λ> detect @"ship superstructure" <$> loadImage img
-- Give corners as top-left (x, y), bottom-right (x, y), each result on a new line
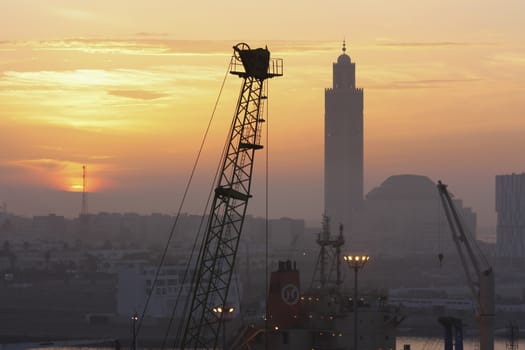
top-left (233, 219), bottom-right (404, 350)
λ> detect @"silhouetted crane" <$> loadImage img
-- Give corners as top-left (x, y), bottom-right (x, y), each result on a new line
top-left (179, 43), bottom-right (282, 350)
top-left (437, 181), bottom-right (495, 350)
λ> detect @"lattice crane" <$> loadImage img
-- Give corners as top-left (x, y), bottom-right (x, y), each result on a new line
top-left (179, 43), bottom-right (283, 349)
top-left (437, 181), bottom-right (495, 350)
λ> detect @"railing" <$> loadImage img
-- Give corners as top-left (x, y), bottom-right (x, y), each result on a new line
top-left (269, 58), bottom-right (283, 76)
top-left (229, 56), bottom-right (283, 78)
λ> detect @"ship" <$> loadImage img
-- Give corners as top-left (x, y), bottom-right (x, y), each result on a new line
top-left (231, 217), bottom-right (405, 350)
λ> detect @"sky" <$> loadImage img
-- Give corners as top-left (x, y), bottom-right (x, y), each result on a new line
top-left (1, 1), bottom-right (524, 233)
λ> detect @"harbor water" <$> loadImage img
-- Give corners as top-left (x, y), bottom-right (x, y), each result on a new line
top-left (6, 337), bottom-right (517, 350)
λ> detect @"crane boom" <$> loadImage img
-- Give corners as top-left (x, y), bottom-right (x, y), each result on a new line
top-left (179, 43), bottom-right (282, 350)
top-left (437, 181), bottom-right (495, 350)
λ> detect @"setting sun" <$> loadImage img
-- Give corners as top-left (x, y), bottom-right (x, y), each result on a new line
top-left (61, 165), bottom-right (106, 193)
top-left (67, 183), bottom-right (85, 192)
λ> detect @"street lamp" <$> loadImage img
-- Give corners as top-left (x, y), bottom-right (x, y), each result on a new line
top-left (213, 305), bottom-right (235, 349)
top-left (343, 255), bottom-right (370, 350)
top-left (130, 313), bottom-right (139, 350)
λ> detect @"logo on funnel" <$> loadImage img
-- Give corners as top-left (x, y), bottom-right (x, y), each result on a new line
top-left (281, 284), bottom-right (299, 305)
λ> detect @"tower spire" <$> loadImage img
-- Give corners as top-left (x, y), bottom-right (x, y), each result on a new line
top-left (342, 38), bottom-right (346, 53)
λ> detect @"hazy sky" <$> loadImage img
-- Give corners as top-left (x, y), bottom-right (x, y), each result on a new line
top-left (1, 1), bottom-right (524, 230)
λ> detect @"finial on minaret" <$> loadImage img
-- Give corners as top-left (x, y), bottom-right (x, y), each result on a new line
top-left (342, 39), bottom-right (346, 53)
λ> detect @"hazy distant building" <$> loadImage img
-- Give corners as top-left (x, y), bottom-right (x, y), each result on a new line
top-left (32, 214), bottom-right (66, 237)
top-left (324, 41), bottom-right (364, 230)
top-left (240, 216), bottom-right (306, 250)
top-left (496, 173), bottom-right (525, 257)
top-left (357, 175), bottom-right (477, 255)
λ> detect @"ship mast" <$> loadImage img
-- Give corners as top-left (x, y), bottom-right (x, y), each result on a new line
top-left (312, 215), bottom-right (345, 289)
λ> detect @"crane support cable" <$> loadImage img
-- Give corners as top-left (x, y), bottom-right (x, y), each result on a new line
top-left (182, 77), bottom-right (265, 349)
top-left (169, 68), bottom-right (242, 350)
top-left (135, 60), bottom-right (231, 335)
top-left (264, 79), bottom-right (270, 350)
top-left (174, 77), bottom-right (249, 349)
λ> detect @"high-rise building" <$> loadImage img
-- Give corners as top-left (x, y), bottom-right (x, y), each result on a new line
top-left (496, 173), bottom-right (525, 257)
top-left (324, 41), bottom-right (364, 230)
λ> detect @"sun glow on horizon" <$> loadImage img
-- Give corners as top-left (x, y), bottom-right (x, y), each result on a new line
top-left (60, 164), bottom-right (109, 193)
top-left (68, 183), bottom-right (85, 192)
top-left (62, 173), bottom-right (107, 193)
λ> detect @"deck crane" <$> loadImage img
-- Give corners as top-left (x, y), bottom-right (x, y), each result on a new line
top-left (178, 43), bottom-right (283, 349)
top-left (437, 181), bottom-right (495, 350)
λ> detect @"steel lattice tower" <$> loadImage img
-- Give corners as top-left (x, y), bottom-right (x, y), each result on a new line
top-left (180, 43), bottom-right (282, 349)
top-left (81, 165), bottom-right (88, 216)
top-left (311, 216), bottom-right (345, 290)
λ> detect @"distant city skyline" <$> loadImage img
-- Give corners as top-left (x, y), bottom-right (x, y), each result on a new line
top-left (1, 1), bottom-right (525, 232)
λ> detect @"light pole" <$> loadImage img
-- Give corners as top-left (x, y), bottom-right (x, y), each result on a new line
top-left (344, 255), bottom-right (370, 350)
top-left (213, 305), bottom-right (235, 349)
top-left (130, 313), bottom-right (139, 350)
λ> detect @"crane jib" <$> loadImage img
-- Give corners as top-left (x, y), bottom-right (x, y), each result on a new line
top-left (436, 180), bottom-right (495, 350)
top-left (179, 43), bottom-right (282, 350)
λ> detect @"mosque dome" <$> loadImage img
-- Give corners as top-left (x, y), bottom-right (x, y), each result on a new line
top-left (366, 175), bottom-right (438, 200)
top-left (337, 53), bottom-right (351, 64)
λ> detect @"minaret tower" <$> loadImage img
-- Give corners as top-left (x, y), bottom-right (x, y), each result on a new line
top-left (324, 40), bottom-right (364, 231)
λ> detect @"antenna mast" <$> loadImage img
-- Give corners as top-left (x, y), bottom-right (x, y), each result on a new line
top-left (81, 165), bottom-right (88, 216)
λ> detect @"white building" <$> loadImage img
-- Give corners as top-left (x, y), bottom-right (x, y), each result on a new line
top-left (117, 264), bottom-right (242, 319)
